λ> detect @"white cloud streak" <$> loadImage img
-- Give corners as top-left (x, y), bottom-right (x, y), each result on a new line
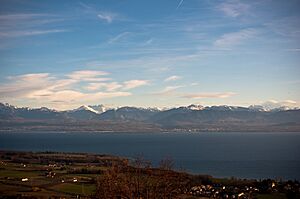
top-left (182, 92), bottom-right (236, 99)
top-left (85, 82), bottom-right (122, 92)
top-left (152, 85), bottom-right (184, 96)
top-left (108, 32), bottom-right (131, 43)
top-left (162, 86), bottom-right (183, 93)
top-left (0, 13), bottom-right (67, 38)
top-left (123, 80), bottom-right (149, 90)
top-left (190, 82), bottom-right (199, 86)
top-left (176, 0), bottom-right (185, 9)
top-left (218, 1), bottom-right (249, 17)
top-left (145, 38), bottom-right (154, 45)
top-left (164, 75), bottom-right (181, 82)
top-left (67, 70), bottom-right (110, 81)
top-left (214, 29), bottom-right (257, 47)
top-left (284, 48), bottom-right (300, 52)
top-left (0, 29), bottom-right (67, 38)
top-left (97, 12), bottom-right (117, 23)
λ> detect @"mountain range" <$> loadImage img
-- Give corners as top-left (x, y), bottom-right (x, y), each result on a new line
top-left (1, 102), bottom-right (300, 132)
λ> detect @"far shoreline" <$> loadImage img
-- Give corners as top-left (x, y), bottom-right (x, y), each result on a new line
top-left (1, 129), bottom-right (300, 134)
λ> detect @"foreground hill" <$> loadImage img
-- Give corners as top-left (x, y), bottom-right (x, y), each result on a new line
top-left (1, 103), bottom-right (300, 132)
top-left (0, 150), bottom-right (299, 198)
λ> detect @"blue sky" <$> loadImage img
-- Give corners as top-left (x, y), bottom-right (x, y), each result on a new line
top-left (0, 0), bottom-right (299, 110)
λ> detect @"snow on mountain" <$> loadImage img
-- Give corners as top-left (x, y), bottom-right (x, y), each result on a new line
top-left (271, 106), bottom-right (294, 112)
top-left (0, 103), bottom-right (17, 110)
top-left (204, 105), bottom-right (239, 111)
top-left (1, 102), bottom-right (299, 116)
top-left (72, 105), bottom-right (110, 114)
top-left (248, 104), bottom-right (297, 112)
top-left (37, 107), bottom-right (58, 112)
top-left (135, 107), bottom-right (161, 112)
top-left (146, 107), bottom-right (162, 112)
top-left (89, 105), bottom-right (109, 114)
top-left (248, 105), bottom-right (266, 111)
top-left (74, 105), bottom-right (98, 114)
top-left (187, 104), bottom-right (204, 110)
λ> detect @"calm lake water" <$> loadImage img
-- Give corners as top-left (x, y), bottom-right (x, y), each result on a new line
top-left (0, 132), bottom-right (299, 180)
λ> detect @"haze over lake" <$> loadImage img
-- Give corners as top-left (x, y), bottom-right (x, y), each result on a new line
top-left (1, 131), bottom-right (299, 180)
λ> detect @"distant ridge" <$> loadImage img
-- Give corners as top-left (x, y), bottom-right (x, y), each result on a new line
top-left (0, 102), bottom-right (299, 132)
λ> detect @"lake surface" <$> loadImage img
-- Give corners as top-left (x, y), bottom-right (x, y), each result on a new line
top-left (0, 132), bottom-right (299, 180)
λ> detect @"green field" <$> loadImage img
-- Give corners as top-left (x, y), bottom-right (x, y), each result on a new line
top-left (0, 159), bottom-right (98, 197)
top-left (0, 169), bottom-right (41, 178)
top-left (50, 183), bottom-right (96, 195)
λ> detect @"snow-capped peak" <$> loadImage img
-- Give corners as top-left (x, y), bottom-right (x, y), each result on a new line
top-left (248, 105), bottom-right (266, 112)
top-left (248, 104), bottom-right (296, 112)
top-left (187, 104), bottom-right (204, 110)
top-left (146, 107), bottom-right (161, 112)
top-left (38, 107), bottom-right (53, 112)
top-left (88, 105), bottom-right (107, 113)
top-left (74, 105), bottom-right (99, 114)
top-left (0, 102), bottom-right (17, 109)
top-left (204, 105), bottom-right (235, 111)
top-left (73, 105), bottom-right (109, 114)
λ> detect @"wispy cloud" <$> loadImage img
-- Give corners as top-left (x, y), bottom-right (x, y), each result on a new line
top-left (214, 28), bottom-right (257, 48)
top-left (153, 85), bottom-right (184, 96)
top-left (284, 48), bottom-right (300, 52)
top-left (67, 70), bottom-right (110, 81)
top-left (162, 86), bottom-right (183, 93)
top-left (78, 2), bottom-right (92, 10)
top-left (0, 29), bottom-right (67, 38)
top-left (0, 71), bottom-right (150, 109)
top-left (190, 82), bottom-right (199, 86)
top-left (0, 73), bottom-right (54, 98)
top-left (0, 13), bottom-right (50, 21)
top-left (85, 82), bottom-right (122, 92)
top-left (97, 12), bottom-right (117, 23)
top-left (28, 89), bottom-right (131, 104)
top-left (85, 80), bottom-right (148, 92)
top-left (108, 32), bottom-right (131, 43)
top-left (218, 0), bottom-right (250, 17)
top-left (176, 0), bottom-right (185, 9)
top-left (85, 50), bottom-right (202, 74)
top-left (123, 80), bottom-right (149, 90)
top-left (144, 38), bottom-right (154, 45)
top-left (164, 75), bottom-right (182, 82)
top-left (78, 2), bottom-right (125, 24)
top-left (0, 13), bottom-right (67, 38)
top-left (182, 92), bottom-right (236, 99)
top-left (265, 16), bottom-right (300, 39)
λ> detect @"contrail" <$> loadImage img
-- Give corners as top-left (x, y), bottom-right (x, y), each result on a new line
top-left (176, 0), bottom-right (184, 9)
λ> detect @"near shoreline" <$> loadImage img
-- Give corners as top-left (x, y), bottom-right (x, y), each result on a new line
top-left (0, 150), bottom-right (299, 199)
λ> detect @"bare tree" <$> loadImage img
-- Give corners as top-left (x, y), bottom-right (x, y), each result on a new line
top-left (159, 156), bottom-right (174, 170)
top-left (95, 156), bottom-right (190, 199)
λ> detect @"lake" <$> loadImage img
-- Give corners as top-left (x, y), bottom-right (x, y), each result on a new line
top-left (0, 132), bottom-right (299, 180)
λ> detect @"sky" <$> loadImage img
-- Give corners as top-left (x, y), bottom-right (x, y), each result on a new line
top-left (0, 0), bottom-right (299, 110)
